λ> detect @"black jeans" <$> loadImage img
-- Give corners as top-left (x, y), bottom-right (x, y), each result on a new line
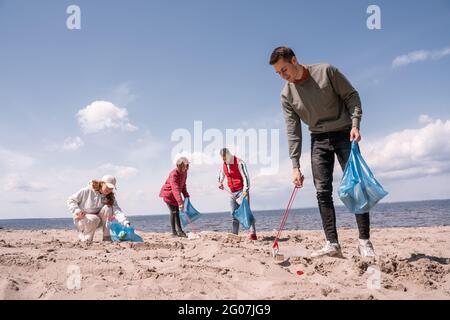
top-left (311, 128), bottom-right (370, 243)
top-left (166, 203), bottom-right (183, 234)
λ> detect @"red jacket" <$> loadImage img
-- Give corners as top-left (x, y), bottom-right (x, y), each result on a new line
top-left (223, 157), bottom-right (244, 193)
top-left (159, 168), bottom-right (190, 206)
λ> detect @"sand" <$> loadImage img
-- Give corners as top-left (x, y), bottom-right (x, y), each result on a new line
top-left (0, 226), bottom-right (449, 300)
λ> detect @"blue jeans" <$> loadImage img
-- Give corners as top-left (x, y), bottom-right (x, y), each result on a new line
top-left (230, 190), bottom-right (256, 235)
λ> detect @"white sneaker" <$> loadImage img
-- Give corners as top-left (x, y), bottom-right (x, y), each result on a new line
top-left (358, 239), bottom-right (376, 257)
top-left (311, 241), bottom-right (343, 258)
top-left (78, 232), bottom-right (86, 242)
top-left (78, 232), bottom-right (93, 243)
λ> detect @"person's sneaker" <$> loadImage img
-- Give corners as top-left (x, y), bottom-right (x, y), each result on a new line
top-left (311, 241), bottom-right (343, 258)
top-left (78, 232), bottom-right (86, 242)
top-left (358, 239), bottom-right (376, 258)
top-left (177, 231), bottom-right (187, 238)
top-left (78, 233), bottom-right (93, 243)
top-left (249, 233), bottom-right (257, 241)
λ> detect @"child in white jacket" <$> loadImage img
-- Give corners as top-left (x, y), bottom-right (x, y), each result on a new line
top-left (67, 175), bottom-right (130, 242)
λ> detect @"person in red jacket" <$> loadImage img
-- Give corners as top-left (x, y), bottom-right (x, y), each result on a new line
top-left (218, 148), bottom-right (257, 240)
top-left (159, 157), bottom-right (190, 237)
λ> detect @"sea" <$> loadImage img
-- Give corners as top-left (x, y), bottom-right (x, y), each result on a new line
top-left (1, 199), bottom-right (449, 233)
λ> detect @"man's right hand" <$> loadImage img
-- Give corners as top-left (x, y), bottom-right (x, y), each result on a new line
top-left (218, 182), bottom-right (224, 190)
top-left (179, 204), bottom-right (184, 212)
top-left (76, 211), bottom-right (86, 219)
top-left (292, 168), bottom-right (304, 188)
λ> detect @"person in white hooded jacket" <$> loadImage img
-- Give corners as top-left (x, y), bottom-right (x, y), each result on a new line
top-left (67, 175), bottom-right (130, 242)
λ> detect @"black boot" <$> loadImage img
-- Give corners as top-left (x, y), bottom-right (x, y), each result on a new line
top-left (177, 230), bottom-right (187, 238)
top-left (170, 211), bottom-right (178, 236)
top-left (174, 212), bottom-right (187, 237)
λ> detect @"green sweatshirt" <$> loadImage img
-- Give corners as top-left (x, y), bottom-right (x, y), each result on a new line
top-left (280, 63), bottom-right (362, 168)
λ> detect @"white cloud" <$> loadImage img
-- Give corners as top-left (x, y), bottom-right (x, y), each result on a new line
top-left (418, 114), bottom-right (433, 125)
top-left (433, 47), bottom-right (450, 59)
top-left (392, 46), bottom-right (450, 68)
top-left (111, 83), bottom-right (137, 106)
top-left (0, 147), bottom-right (34, 170)
top-left (362, 115), bottom-right (450, 180)
top-left (2, 174), bottom-right (47, 193)
top-left (128, 131), bottom-right (165, 165)
top-left (97, 164), bottom-right (139, 179)
top-left (9, 200), bottom-right (37, 205)
top-left (172, 151), bottom-right (219, 167)
top-left (392, 50), bottom-right (429, 68)
top-left (62, 136), bottom-right (84, 151)
top-left (77, 101), bottom-right (138, 134)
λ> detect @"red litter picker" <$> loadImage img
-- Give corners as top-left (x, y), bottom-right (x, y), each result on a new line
top-left (272, 186), bottom-right (300, 263)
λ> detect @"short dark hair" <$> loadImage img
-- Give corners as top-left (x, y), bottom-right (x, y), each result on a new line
top-left (269, 46), bottom-right (296, 65)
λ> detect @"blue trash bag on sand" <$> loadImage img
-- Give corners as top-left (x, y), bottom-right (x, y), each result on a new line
top-left (233, 197), bottom-right (255, 230)
top-left (110, 222), bottom-right (143, 242)
top-left (180, 198), bottom-right (201, 227)
top-left (339, 141), bottom-right (388, 214)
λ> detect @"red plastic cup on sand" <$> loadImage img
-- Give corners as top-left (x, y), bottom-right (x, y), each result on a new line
top-left (296, 270), bottom-right (304, 276)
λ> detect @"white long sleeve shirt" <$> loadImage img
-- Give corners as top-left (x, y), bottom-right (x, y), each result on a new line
top-left (218, 158), bottom-right (250, 193)
top-left (67, 184), bottom-right (129, 225)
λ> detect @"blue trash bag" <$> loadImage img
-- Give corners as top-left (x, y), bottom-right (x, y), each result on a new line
top-left (180, 197), bottom-right (201, 227)
top-left (109, 222), bottom-right (143, 242)
top-left (232, 197), bottom-right (255, 230)
top-left (339, 141), bottom-right (388, 214)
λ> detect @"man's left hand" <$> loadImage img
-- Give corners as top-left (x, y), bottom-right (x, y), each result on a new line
top-left (350, 127), bottom-right (362, 142)
top-left (242, 191), bottom-right (248, 198)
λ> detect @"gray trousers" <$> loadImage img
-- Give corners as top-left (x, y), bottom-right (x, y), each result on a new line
top-left (230, 190), bottom-right (256, 235)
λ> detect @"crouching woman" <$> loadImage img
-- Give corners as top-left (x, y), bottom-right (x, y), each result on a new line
top-left (67, 175), bottom-right (130, 242)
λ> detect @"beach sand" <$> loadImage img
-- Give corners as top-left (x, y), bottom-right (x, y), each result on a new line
top-left (0, 226), bottom-right (449, 300)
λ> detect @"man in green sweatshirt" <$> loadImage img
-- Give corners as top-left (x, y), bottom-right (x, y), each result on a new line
top-left (269, 46), bottom-right (375, 258)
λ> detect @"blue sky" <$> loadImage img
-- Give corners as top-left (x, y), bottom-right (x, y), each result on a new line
top-left (0, 0), bottom-right (449, 219)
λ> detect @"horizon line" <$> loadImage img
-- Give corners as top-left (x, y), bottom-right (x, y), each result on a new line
top-left (0, 197), bottom-right (449, 222)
